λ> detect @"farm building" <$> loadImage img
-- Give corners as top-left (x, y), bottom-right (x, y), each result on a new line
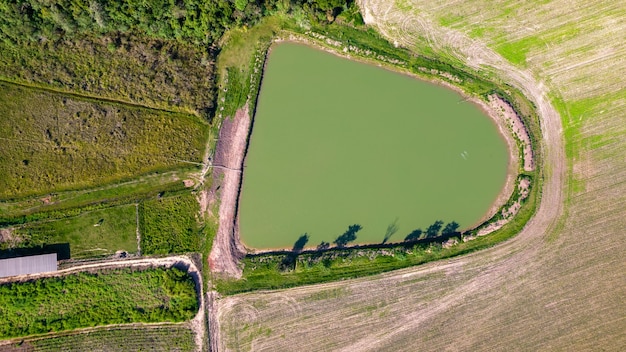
top-left (0, 253), bottom-right (58, 278)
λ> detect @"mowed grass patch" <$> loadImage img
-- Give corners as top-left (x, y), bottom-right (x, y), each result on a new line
top-left (0, 83), bottom-right (209, 199)
top-left (139, 193), bottom-right (201, 255)
top-left (10, 325), bottom-right (196, 352)
top-left (0, 267), bottom-right (198, 339)
top-left (9, 204), bottom-right (137, 259)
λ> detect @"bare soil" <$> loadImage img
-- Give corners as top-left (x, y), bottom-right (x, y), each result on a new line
top-left (206, 290), bottom-right (221, 352)
top-left (0, 227), bottom-right (16, 245)
top-left (487, 95), bottom-right (535, 171)
top-left (207, 104), bottom-right (251, 278)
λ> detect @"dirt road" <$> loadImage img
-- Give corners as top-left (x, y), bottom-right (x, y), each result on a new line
top-left (207, 104), bottom-right (251, 278)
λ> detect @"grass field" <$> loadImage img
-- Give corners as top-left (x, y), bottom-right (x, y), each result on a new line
top-left (0, 82), bottom-right (209, 199)
top-left (0, 169), bottom-right (194, 223)
top-left (216, 0), bottom-right (626, 350)
top-left (2, 324), bottom-right (196, 352)
top-left (0, 267), bottom-right (197, 339)
top-left (8, 204), bottom-right (138, 258)
top-left (216, 17), bottom-right (280, 118)
top-left (0, 33), bottom-right (215, 117)
top-left (139, 193), bottom-right (202, 255)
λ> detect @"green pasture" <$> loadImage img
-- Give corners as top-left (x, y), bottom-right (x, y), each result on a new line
top-left (10, 204), bottom-right (137, 258)
top-left (239, 43), bottom-right (509, 249)
top-left (139, 193), bottom-right (202, 255)
top-left (0, 82), bottom-right (208, 199)
top-left (0, 267), bottom-right (197, 339)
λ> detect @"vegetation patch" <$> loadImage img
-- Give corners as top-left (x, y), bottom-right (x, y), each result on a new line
top-left (216, 17), bottom-right (281, 120)
top-left (0, 35), bottom-right (217, 117)
top-left (0, 267), bottom-right (197, 339)
top-left (139, 194), bottom-right (202, 255)
top-left (6, 325), bottom-right (196, 352)
top-left (0, 170), bottom-right (192, 225)
top-left (0, 82), bottom-right (208, 199)
top-left (7, 204), bottom-right (137, 259)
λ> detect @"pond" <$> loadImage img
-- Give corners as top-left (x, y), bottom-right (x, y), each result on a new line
top-left (239, 43), bottom-right (509, 250)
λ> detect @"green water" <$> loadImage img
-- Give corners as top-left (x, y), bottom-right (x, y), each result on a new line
top-left (239, 43), bottom-right (508, 249)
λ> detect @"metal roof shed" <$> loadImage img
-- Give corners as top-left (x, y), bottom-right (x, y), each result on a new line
top-left (0, 253), bottom-right (58, 278)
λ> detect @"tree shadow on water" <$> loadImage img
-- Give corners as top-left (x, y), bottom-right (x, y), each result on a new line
top-left (425, 220), bottom-right (444, 238)
top-left (281, 233), bottom-right (309, 270)
top-left (404, 220), bottom-right (461, 243)
top-left (317, 241), bottom-right (330, 251)
top-left (404, 228), bottom-right (422, 242)
top-left (382, 218), bottom-right (399, 244)
top-left (442, 221), bottom-right (460, 236)
top-left (291, 233), bottom-right (310, 253)
top-left (334, 224), bottom-right (362, 247)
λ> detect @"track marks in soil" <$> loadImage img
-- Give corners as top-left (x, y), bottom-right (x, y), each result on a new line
top-left (207, 105), bottom-right (251, 277)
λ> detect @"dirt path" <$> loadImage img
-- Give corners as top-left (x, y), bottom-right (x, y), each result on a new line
top-left (135, 203), bottom-right (141, 255)
top-left (207, 104), bottom-right (251, 278)
top-left (0, 255), bottom-right (207, 352)
top-left (206, 291), bottom-right (221, 352)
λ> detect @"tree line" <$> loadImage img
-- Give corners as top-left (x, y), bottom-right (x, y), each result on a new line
top-left (0, 0), bottom-right (355, 45)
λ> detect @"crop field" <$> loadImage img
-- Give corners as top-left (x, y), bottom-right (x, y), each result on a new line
top-left (216, 0), bottom-right (626, 350)
top-left (239, 42), bottom-right (508, 249)
top-left (1, 324), bottom-right (196, 352)
top-left (8, 204), bottom-right (138, 258)
top-left (0, 267), bottom-right (197, 339)
top-left (0, 82), bottom-right (209, 199)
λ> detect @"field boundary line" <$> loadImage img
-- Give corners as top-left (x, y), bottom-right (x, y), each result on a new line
top-left (0, 78), bottom-right (198, 117)
top-left (135, 203), bottom-right (141, 256)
